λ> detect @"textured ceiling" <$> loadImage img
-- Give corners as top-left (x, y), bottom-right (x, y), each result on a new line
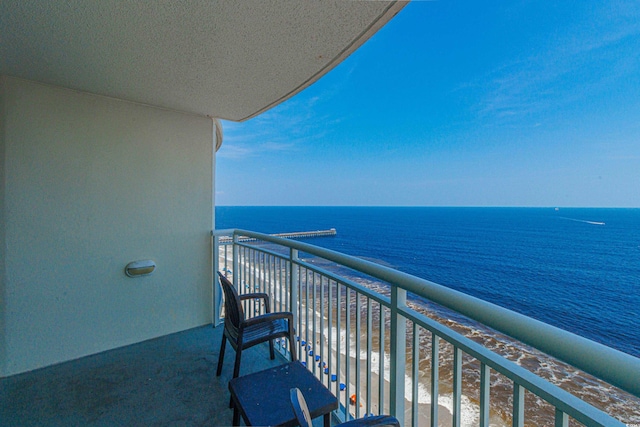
top-left (0, 0), bottom-right (406, 121)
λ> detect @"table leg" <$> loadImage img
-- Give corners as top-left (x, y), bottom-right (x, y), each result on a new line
top-left (323, 413), bottom-right (330, 427)
top-left (232, 405), bottom-right (240, 426)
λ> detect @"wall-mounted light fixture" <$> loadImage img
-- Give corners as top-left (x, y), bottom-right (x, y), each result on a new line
top-left (125, 260), bottom-right (156, 277)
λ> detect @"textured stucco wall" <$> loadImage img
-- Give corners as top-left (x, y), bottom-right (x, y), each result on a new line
top-left (0, 77), bottom-right (214, 376)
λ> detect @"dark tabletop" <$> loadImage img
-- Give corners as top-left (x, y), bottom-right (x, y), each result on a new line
top-left (229, 361), bottom-right (339, 426)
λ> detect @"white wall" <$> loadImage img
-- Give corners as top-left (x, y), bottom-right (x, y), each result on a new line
top-left (0, 76), bottom-right (214, 376)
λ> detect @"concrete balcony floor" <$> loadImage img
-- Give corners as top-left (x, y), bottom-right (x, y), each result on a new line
top-left (0, 325), bottom-right (285, 426)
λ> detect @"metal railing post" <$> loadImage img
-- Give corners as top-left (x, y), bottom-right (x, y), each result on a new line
top-left (390, 285), bottom-right (406, 424)
top-left (212, 232), bottom-right (222, 326)
top-left (232, 232), bottom-right (239, 286)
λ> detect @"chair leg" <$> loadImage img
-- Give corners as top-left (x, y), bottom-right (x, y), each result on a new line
top-left (229, 346), bottom-right (243, 409)
top-left (269, 339), bottom-right (275, 360)
top-left (288, 335), bottom-right (297, 362)
top-left (216, 335), bottom-right (226, 376)
top-left (233, 347), bottom-right (243, 379)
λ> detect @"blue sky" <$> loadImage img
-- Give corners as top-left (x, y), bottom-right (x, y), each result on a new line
top-left (216, 1), bottom-right (640, 207)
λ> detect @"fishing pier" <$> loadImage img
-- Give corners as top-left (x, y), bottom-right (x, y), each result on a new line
top-left (218, 228), bottom-right (337, 244)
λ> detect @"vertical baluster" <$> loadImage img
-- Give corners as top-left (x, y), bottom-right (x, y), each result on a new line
top-left (269, 255), bottom-right (274, 312)
top-left (240, 246), bottom-right (245, 293)
top-left (366, 299), bottom-right (373, 416)
top-left (226, 243), bottom-right (230, 273)
top-left (264, 253), bottom-right (268, 303)
top-left (336, 282), bottom-right (342, 409)
top-left (244, 246), bottom-right (249, 295)
top-left (411, 323), bottom-right (419, 427)
top-left (286, 259), bottom-right (291, 356)
top-left (303, 268), bottom-right (309, 366)
top-left (452, 347), bottom-right (462, 427)
top-left (379, 305), bottom-right (385, 415)
top-left (259, 251), bottom-right (262, 293)
top-left (274, 257), bottom-right (277, 321)
top-left (312, 272), bottom-right (317, 375)
top-left (355, 293), bottom-right (362, 419)
top-left (328, 279), bottom-right (334, 389)
top-left (252, 250), bottom-right (256, 294)
top-left (298, 266), bottom-right (303, 358)
top-left (554, 409), bottom-right (568, 427)
top-left (274, 255), bottom-right (278, 311)
top-left (513, 383), bottom-right (524, 427)
top-left (320, 275), bottom-right (326, 384)
top-left (253, 251), bottom-right (259, 315)
top-left (345, 287), bottom-right (351, 419)
top-left (249, 248), bottom-right (254, 313)
top-left (244, 248), bottom-right (249, 310)
top-left (290, 249), bottom-right (298, 359)
top-left (221, 242), bottom-right (224, 272)
top-left (278, 257), bottom-right (283, 313)
top-left (283, 258), bottom-right (287, 312)
top-left (480, 362), bottom-right (490, 427)
top-left (258, 251), bottom-right (262, 314)
top-left (260, 252), bottom-right (265, 295)
top-left (246, 247), bottom-right (250, 292)
top-left (265, 254), bottom-right (276, 311)
top-left (252, 249), bottom-right (256, 292)
top-left (232, 234), bottom-right (238, 289)
top-left (244, 246), bottom-right (248, 292)
top-left (431, 334), bottom-right (439, 427)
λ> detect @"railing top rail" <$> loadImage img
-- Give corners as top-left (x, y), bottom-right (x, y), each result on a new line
top-left (213, 228), bottom-right (640, 398)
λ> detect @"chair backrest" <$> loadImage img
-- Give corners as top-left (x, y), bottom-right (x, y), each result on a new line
top-left (292, 385), bottom-right (401, 427)
top-left (218, 272), bottom-right (244, 332)
top-left (290, 388), bottom-right (312, 427)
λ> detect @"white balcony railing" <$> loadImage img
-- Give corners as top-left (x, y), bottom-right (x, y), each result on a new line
top-left (212, 229), bottom-right (639, 427)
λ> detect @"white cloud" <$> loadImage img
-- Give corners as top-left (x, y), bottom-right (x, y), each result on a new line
top-left (217, 81), bottom-right (347, 159)
top-left (471, 4), bottom-right (640, 126)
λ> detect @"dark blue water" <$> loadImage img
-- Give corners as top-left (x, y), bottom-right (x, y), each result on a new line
top-left (216, 207), bottom-right (640, 358)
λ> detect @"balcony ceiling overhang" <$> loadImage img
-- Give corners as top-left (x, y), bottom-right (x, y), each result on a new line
top-left (0, 0), bottom-right (406, 121)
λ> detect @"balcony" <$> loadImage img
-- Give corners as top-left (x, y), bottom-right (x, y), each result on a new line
top-left (3, 229), bottom-right (638, 426)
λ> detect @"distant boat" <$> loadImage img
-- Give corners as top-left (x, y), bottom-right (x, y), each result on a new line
top-left (559, 216), bottom-right (605, 226)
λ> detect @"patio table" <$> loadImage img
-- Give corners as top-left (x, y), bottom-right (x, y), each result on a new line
top-left (228, 361), bottom-right (338, 426)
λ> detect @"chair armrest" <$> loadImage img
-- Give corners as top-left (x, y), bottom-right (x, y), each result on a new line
top-left (239, 292), bottom-right (270, 303)
top-left (239, 292), bottom-right (271, 313)
top-left (242, 311), bottom-right (293, 328)
top-left (339, 415), bottom-right (400, 427)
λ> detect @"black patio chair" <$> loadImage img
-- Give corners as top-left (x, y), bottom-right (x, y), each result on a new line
top-left (290, 388), bottom-right (400, 427)
top-left (216, 272), bottom-right (297, 378)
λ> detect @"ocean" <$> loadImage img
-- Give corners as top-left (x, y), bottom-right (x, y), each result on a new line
top-left (217, 206), bottom-right (639, 357)
top-left (216, 206), bottom-right (640, 424)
